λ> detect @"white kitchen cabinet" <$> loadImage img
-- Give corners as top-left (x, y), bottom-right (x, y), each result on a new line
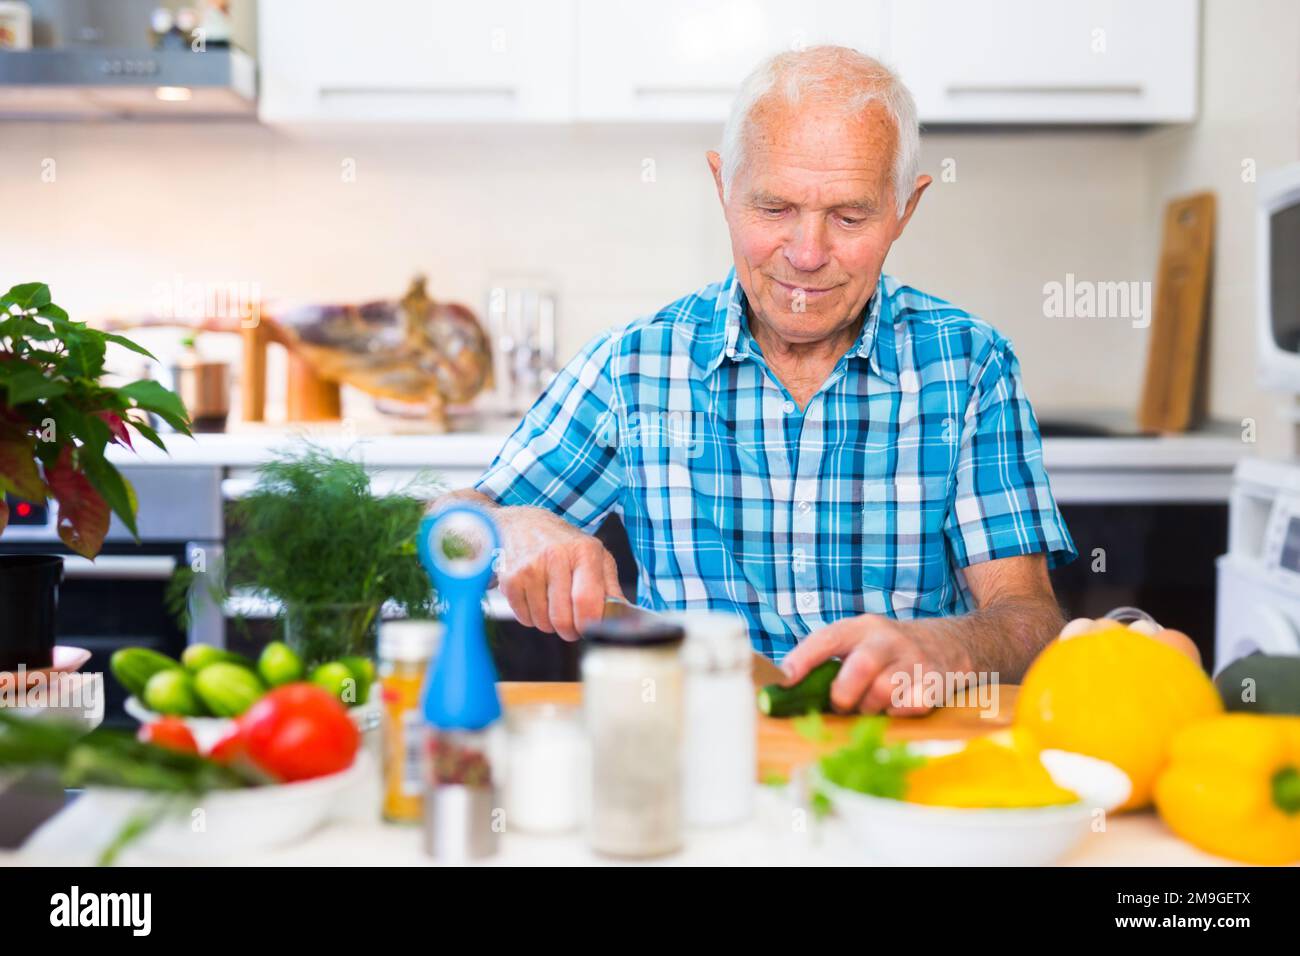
top-left (891, 0), bottom-right (1198, 123)
top-left (258, 0), bottom-right (576, 122)
top-left (575, 0), bottom-right (888, 122)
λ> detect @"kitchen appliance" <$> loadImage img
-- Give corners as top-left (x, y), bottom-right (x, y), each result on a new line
top-left (1256, 162), bottom-right (1300, 393)
top-left (0, 465), bottom-right (224, 727)
top-left (1215, 457), bottom-right (1300, 673)
top-left (0, 0), bottom-right (256, 119)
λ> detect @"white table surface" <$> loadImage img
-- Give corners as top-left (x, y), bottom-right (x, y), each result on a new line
top-left (7, 781), bottom-right (1231, 868)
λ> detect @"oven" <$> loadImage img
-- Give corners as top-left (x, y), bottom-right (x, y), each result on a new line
top-left (1, 465), bottom-right (224, 728)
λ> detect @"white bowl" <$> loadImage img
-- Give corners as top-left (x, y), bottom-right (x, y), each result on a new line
top-left (125, 695), bottom-right (381, 753)
top-left (814, 741), bottom-right (1131, 866)
top-left (84, 754), bottom-right (369, 861)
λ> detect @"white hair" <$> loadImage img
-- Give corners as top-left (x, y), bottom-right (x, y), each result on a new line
top-left (719, 46), bottom-right (920, 218)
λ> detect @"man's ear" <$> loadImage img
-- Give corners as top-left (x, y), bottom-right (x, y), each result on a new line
top-left (893, 174), bottom-right (932, 239)
top-left (706, 150), bottom-right (726, 206)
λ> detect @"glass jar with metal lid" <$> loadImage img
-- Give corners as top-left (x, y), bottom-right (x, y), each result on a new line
top-left (582, 615), bottom-right (685, 858)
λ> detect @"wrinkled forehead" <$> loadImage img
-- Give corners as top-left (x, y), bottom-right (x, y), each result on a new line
top-left (738, 96), bottom-right (897, 203)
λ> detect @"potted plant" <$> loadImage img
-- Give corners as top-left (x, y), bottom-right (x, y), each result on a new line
top-left (0, 281), bottom-right (190, 669)
top-left (181, 444), bottom-right (438, 665)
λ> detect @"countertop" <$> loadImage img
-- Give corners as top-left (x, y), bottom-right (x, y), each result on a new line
top-left (103, 421), bottom-right (1249, 503)
top-left (9, 682), bottom-right (1234, 867)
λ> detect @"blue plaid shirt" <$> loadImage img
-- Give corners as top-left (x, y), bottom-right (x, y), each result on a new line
top-left (477, 270), bottom-right (1075, 660)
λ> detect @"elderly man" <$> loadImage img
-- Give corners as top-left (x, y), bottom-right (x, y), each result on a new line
top-left (442, 46), bottom-right (1075, 714)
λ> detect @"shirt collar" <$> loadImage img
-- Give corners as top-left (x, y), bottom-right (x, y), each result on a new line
top-left (705, 270), bottom-right (897, 384)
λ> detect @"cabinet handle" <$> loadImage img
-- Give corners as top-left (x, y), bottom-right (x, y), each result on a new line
top-left (633, 85), bottom-right (737, 97)
top-left (61, 555), bottom-right (178, 580)
top-left (317, 86), bottom-right (517, 100)
top-left (946, 83), bottom-right (1144, 96)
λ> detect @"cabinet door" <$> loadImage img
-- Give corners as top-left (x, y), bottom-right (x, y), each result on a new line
top-left (576, 0), bottom-right (888, 122)
top-left (259, 0), bottom-right (575, 122)
top-left (890, 0), bottom-right (1197, 123)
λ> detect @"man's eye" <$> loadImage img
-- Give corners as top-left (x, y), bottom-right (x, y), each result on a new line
top-left (838, 215), bottom-right (864, 226)
top-left (759, 206), bottom-right (787, 217)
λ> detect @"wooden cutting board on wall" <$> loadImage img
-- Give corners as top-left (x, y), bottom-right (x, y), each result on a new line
top-left (1137, 192), bottom-right (1216, 433)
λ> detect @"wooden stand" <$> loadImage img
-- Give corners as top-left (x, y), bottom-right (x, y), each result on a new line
top-left (241, 317), bottom-right (341, 423)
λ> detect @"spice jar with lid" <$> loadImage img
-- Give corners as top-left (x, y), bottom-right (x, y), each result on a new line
top-left (582, 615), bottom-right (685, 858)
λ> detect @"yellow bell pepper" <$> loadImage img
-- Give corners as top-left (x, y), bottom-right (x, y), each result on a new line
top-left (905, 731), bottom-right (1079, 809)
top-left (1154, 714), bottom-right (1300, 865)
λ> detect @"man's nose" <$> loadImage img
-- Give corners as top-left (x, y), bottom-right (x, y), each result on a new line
top-left (784, 216), bottom-right (831, 274)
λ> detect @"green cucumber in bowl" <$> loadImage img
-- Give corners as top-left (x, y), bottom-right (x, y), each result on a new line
top-left (110, 648), bottom-right (180, 699)
top-left (193, 663), bottom-right (265, 717)
top-left (181, 644), bottom-right (256, 673)
top-left (758, 659), bottom-right (843, 717)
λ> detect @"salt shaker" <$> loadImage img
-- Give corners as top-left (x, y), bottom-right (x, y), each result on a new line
top-left (673, 611), bottom-right (756, 827)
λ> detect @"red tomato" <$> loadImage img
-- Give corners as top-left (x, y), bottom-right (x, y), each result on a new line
top-left (239, 684), bottom-right (359, 782)
top-left (208, 724), bottom-right (249, 764)
top-left (138, 717), bottom-right (199, 755)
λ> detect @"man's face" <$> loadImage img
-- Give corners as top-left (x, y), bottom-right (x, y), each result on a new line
top-left (710, 98), bottom-right (928, 347)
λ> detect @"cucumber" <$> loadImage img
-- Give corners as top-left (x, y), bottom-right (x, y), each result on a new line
top-left (110, 647), bottom-right (180, 699)
top-left (338, 655), bottom-right (375, 705)
top-left (1215, 653), bottom-right (1300, 715)
top-left (257, 641), bottom-right (304, 687)
top-left (757, 659), bottom-right (843, 717)
top-left (142, 668), bottom-right (206, 717)
top-left (193, 663), bottom-right (266, 718)
top-left (311, 662), bottom-right (357, 705)
top-left (181, 644), bottom-right (255, 674)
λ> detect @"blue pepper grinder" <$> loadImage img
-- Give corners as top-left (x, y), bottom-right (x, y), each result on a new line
top-left (416, 506), bottom-right (502, 861)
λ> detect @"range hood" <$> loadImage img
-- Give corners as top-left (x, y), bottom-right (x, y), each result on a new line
top-left (0, 0), bottom-right (256, 120)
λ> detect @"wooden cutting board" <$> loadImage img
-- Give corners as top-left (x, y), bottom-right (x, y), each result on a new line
top-left (499, 680), bottom-right (1018, 781)
top-left (1137, 191), bottom-right (1216, 433)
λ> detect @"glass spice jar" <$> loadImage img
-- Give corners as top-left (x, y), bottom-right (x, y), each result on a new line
top-left (582, 616), bottom-right (685, 858)
top-left (377, 620), bottom-right (442, 824)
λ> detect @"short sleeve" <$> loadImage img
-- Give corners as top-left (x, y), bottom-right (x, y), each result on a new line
top-left (944, 337), bottom-right (1076, 569)
top-left (475, 330), bottom-right (624, 533)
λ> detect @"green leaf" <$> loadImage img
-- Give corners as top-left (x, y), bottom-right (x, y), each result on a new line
top-left (119, 380), bottom-right (191, 434)
top-left (1, 283), bottom-right (51, 311)
top-left (80, 451), bottom-right (138, 539)
top-left (101, 332), bottom-right (157, 361)
top-left (1, 365), bottom-right (68, 406)
top-left (0, 315), bottom-right (59, 343)
top-left (33, 303), bottom-right (68, 322)
top-left (792, 710), bottom-right (832, 744)
top-left (127, 417), bottom-right (167, 451)
top-left (65, 333), bottom-right (106, 380)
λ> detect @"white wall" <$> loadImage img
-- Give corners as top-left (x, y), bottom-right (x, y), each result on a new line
top-left (1143, 0), bottom-right (1300, 457)
top-left (0, 0), bottom-right (1295, 434)
top-left (0, 123), bottom-right (1148, 415)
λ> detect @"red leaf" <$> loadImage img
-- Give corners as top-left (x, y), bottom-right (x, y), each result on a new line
top-left (46, 447), bottom-right (110, 558)
top-left (0, 433), bottom-right (45, 501)
top-left (94, 410), bottom-right (133, 450)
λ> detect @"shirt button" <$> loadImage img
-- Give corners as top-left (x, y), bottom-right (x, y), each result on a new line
top-left (782, 400), bottom-right (796, 414)
top-left (798, 592), bottom-right (815, 610)
top-left (797, 500), bottom-right (811, 514)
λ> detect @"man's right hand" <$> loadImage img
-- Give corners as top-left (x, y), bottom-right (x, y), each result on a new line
top-left (433, 492), bottom-right (623, 642)
top-left (493, 505), bottom-right (624, 641)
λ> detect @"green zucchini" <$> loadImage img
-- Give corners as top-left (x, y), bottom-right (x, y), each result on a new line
top-left (110, 647), bottom-right (180, 699)
top-left (758, 659), bottom-right (843, 717)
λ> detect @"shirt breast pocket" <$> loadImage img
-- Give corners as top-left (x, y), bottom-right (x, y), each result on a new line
top-left (861, 475), bottom-right (952, 606)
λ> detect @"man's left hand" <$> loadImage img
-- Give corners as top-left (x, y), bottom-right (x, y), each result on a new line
top-left (780, 614), bottom-right (975, 716)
